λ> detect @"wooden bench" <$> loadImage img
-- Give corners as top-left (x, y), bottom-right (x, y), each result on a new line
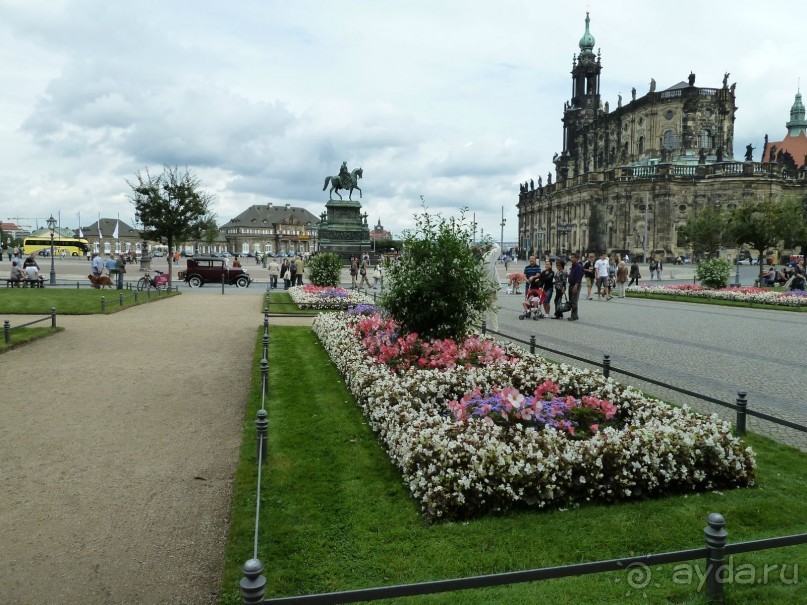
top-left (4, 279), bottom-right (45, 288)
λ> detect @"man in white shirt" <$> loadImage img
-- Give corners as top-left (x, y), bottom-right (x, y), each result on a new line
top-left (24, 264), bottom-right (43, 285)
top-left (593, 252), bottom-right (612, 301)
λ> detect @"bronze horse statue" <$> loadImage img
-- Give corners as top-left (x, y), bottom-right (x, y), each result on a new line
top-left (323, 167), bottom-right (363, 201)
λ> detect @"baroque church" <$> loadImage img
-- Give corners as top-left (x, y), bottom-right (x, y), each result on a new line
top-left (517, 13), bottom-right (807, 261)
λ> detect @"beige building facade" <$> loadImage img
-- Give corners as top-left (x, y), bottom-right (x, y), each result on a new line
top-left (517, 14), bottom-right (807, 261)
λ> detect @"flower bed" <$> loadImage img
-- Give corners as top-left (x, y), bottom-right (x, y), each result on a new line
top-left (288, 285), bottom-right (373, 309)
top-left (312, 311), bottom-right (756, 520)
top-left (627, 283), bottom-right (807, 307)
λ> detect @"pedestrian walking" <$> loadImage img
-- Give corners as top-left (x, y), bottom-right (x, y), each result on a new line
top-left (628, 260), bottom-right (641, 287)
top-left (567, 253), bottom-right (583, 321)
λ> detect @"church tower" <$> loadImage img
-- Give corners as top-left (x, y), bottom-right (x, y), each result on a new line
top-left (786, 91), bottom-right (807, 137)
top-left (558, 13), bottom-right (602, 181)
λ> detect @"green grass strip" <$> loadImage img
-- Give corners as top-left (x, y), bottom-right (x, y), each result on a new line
top-left (0, 326), bottom-right (63, 352)
top-left (626, 291), bottom-right (807, 312)
top-left (219, 327), bottom-right (807, 604)
top-left (0, 288), bottom-right (179, 314)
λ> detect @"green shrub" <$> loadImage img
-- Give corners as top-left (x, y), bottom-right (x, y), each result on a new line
top-left (695, 257), bottom-right (731, 289)
top-left (380, 208), bottom-right (491, 340)
top-left (307, 252), bottom-right (343, 287)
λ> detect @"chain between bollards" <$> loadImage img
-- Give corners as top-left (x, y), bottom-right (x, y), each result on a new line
top-left (735, 392), bottom-right (747, 435)
top-left (602, 354), bottom-right (611, 379)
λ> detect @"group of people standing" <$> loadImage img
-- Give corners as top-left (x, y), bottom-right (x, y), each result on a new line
top-left (581, 252), bottom-right (635, 301)
top-left (266, 256), bottom-right (305, 289)
top-left (349, 255), bottom-right (383, 290)
top-left (522, 254), bottom-right (582, 321)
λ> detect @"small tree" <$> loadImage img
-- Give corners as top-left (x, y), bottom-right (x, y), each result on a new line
top-left (380, 207), bottom-right (491, 340)
top-left (694, 257), bottom-right (731, 289)
top-left (727, 200), bottom-right (789, 285)
top-left (307, 252), bottom-right (342, 287)
top-left (128, 166), bottom-right (217, 284)
top-left (678, 207), bottom-right (729, 259)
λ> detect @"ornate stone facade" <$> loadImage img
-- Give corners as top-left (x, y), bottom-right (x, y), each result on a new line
top-left (517, 14), bottom-right (807, 261)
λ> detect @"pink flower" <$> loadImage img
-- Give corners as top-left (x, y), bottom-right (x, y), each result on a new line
top-left (590, 423), bottom-right (599, 433)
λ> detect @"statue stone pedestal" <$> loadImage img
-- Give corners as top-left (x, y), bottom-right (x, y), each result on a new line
top-left (317, 199), bottom-right (371, 261)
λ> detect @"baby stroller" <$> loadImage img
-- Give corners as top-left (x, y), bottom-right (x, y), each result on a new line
top-left (519, 287), bottom-right (546, 320)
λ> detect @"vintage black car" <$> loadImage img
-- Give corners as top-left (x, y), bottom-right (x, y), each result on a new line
top-left (182, 257), bottom-right (253, 288)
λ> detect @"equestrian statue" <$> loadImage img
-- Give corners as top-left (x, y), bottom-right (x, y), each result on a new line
top-left (323, 162), bottom-right (363, 200)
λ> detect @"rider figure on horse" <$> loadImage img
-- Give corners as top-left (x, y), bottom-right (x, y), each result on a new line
top-left (339, 161), bottom-right (350, 185)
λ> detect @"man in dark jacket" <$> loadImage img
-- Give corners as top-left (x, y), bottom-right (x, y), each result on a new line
top-left (567, 252), bottom-right (583, 321)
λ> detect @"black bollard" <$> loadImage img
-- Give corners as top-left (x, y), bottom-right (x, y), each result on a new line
top-left (735, 392), bottom-right (747, 435)
top-left (602, 354), bottom-right (611, 378)
top-left (703, 513), bottom-right (728, 603)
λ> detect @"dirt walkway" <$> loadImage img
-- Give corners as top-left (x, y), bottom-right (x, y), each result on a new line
top-left (0, 294), bottom-right (267, 604)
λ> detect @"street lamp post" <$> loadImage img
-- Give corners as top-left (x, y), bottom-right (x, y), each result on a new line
top-left (500, 206), bottom-right (506, 256)
top-left (47, 215), bottom-right (57, 285)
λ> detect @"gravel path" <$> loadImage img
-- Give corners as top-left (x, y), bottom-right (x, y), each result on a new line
top-left (0, 293), bottom-right (267, 604)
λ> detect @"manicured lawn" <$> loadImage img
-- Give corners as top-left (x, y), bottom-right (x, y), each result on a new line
top-left (626, 290), bottom-right (807, 311)
top-left (0, 326), bottom-right (63, 352)
top-left (219, 327), bottom-right (807, 605)
top-left (0, 287), bottom-right (178, 314)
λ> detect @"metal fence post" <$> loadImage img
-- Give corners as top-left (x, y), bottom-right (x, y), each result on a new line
top-left (147, 289), bottom-right (151, 299)
top-left (264, 312), bottom-right (269, 335)
top-left (240, 558), bottom-right (266, 605)
top-left (101, 296), bottom-right (106, 312)
top-left (602, 354), bottom-right (611, 379)
top-left (119, 293), bottom-right (124, 306)
top-left (481, 320), bottom-right (487, 335)
top-left (134, 291), bottom-right (138, 303)
top-left (221, 273), bottom-right (225, 295)
top-left (51, 307), bottom-right (56, 328)
top-left (704, 512), bottom-right (727, 603)
top-left (256, 409), bottom-right (268, 461)
top-left (373, 291), bottom-right (377, 304)
top-left (76, 281), bottom-right (79, 289)
top-left (4, 320), bottom-right (10, 345)
top-left (262, 333), bottom-right (269, 361)
top-left (735, 392), bottom-right (747, 435)
top-left (530, 335), bottom-right (536, 355)
top-left (261, 358), bottom-right (268, 396)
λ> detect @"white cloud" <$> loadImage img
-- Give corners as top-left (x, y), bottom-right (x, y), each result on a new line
top-left (0, 0), bottom-right (804, 240)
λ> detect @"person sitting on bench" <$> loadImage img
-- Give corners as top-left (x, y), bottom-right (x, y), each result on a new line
top-left (9, 260), bottom-right (25, 285)
top-left (24, 264), bottom-right (44, 286)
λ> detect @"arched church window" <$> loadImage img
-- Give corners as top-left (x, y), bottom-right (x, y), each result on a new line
top-left (638, 136), bottom-right (644, 155)
top-left (662, 130), bottom-right (677, 150)
top-left (698, 130), bottom-right (712, 149)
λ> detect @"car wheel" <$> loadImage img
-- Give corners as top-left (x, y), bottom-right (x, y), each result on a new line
top-left (188, 275), bottom-right (203, 288)
top-left (72, 252), bottom-right (79, 257)
top-left (236, 276), bottom-right (250, 288)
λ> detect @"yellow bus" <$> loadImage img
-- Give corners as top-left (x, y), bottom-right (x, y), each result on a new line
top-left (22, 236), bottom-right (90, 257)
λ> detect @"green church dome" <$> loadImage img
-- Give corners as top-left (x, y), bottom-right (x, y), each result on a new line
top-left (579, 12), bottom-right (595, 55)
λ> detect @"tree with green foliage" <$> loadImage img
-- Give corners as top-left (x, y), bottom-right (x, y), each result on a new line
top-left (380, 207), bottom-right (492, 340)
top-left (677, 207), bottom-right (729, 259)
top-left (128, 166), bottom-right (217, 284)
top-left (727, 199), bottom-right (792, 285)
top-left (776, 195), bottom-right (807, 260)
top-left (307, 252), bottom-right (343, 287)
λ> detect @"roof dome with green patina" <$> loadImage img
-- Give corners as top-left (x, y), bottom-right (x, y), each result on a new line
top-left (578, 12), bottom-right (595, 55)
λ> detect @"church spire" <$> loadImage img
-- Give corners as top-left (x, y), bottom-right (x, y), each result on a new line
top-left (578, 12), bottom-right (595, 56)
top-left (787, 90), bottom-right (807, 137)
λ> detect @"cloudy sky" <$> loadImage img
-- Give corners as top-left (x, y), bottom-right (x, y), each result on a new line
top-left (1, 0), bottom-right (803, 241)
